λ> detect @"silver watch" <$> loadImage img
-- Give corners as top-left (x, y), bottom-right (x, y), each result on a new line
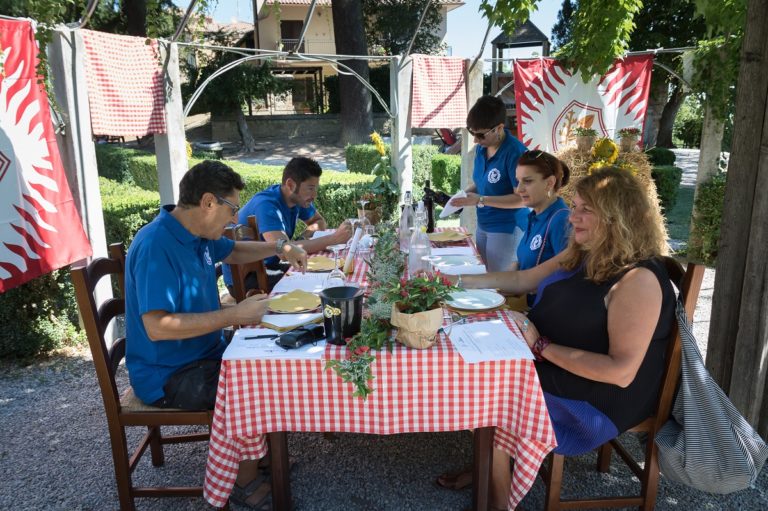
top-left (276, 238), bottom-right (287, 255)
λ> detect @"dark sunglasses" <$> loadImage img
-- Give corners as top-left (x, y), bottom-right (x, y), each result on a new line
top-left (467, 125), bottom-right (498, 140)
top-left (216, 196), bottom-right (240, 216)
top-left (521, 150), bottom-right (554, 175)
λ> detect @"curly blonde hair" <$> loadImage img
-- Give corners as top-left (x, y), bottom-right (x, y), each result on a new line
top-left (561, 167), bottom-right (669, 283)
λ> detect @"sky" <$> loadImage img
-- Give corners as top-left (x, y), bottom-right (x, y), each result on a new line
top-left (210, 0), bottom-right (561, 71)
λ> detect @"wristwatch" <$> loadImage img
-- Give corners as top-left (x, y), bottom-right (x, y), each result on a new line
top-left (477, 196), bottom-right (486, 208)
top-left (275, 238), bottom-right (287, 255)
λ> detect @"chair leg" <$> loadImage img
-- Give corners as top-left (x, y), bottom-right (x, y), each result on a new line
top-left (596, 443), bottom-right (612, 473)
top-left (640, 441), bottom-right (660, 511)
top-left (148, 426), bottom-right (165, 467)
top-left (109, 424), bottom-right (136, 511)
top-left (544, 453), bottom-right (564, 511)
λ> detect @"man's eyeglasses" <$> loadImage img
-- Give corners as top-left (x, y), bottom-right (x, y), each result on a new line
top-left (216, 196), bottom-right (240, 216)
top-left (467, 126), bottom-right (498, 140)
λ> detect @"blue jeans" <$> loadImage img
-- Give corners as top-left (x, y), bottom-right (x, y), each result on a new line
top-left (476, 226), bottom-right (523, 272)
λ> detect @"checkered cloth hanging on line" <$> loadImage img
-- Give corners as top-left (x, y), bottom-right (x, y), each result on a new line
top-left (410, 54), bottom-right (467, 129)
top-left (81, 30), bottom-right (166, 136)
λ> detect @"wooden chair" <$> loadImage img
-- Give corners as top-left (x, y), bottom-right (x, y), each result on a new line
top-left (539, 256), bottom-right (705, 511)
top-left (224, 214), bottom-right (269, 302)
top-left (71, 243), bottom-right (221, 511)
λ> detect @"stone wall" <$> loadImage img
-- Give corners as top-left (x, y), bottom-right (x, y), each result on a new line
top-left (211, 113), bottom-right (390, 141)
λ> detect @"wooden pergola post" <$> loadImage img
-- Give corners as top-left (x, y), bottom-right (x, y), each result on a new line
top-left (459, 58), bottom-right (484, 232)
top-left (390, 55), bottom-right (413, 200)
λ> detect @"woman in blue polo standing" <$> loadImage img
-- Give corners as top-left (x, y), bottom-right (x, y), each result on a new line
top-left (449, 95), bottom-right (528, 271)
top-left (513, 150), bottom-right (571, 305)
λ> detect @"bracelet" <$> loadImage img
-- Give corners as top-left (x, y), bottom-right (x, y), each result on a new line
top-left (275, 238), bottom-right (287, 255)
top-left (531, 336), bottom-right (551, 361)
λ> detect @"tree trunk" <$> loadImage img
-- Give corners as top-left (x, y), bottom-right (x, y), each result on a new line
top-left (123, 0), bottom-right (147, 37)
top-left (237, 110), bottom-right (257, 152)
top-left (643, 77), bottom-right (670, 147)
top-left (656, 83), bottom-right (687, 148)
top-left (331, 0), bottom-right (373, 145)
top-left (706, 0), bottom-right (768, 436)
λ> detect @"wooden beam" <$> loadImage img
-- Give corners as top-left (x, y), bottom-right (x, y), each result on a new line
top-left (391, 55), bottom-right (413, 199)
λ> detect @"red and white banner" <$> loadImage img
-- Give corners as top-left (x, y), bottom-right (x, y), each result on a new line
top-left (513, 56), bottom-right (654, 151)
top-left (0, 19), bottom-right (92, 293)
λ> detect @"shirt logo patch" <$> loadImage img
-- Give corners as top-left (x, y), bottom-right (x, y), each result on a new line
top-left (487, 168), bottom-right (501, 184)
top-left (530, 234), bottom-right (543, 251)
top-left (204, 247), bottom-right (213, 266)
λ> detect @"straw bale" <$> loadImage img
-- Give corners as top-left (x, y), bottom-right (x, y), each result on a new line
top-left (554, 147), bottom-right (659, 207)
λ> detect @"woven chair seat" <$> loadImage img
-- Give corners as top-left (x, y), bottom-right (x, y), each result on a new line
top-left (119, 387), bottom-right (186, 413)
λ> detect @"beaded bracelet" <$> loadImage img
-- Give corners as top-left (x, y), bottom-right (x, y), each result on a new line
top-left (532, 336), bottom-right (551, 361)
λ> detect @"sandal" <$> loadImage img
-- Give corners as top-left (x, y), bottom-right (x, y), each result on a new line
top-left (230, 473), bottom-right (272, 510)
top-left (435, 467), bottom-right (473, 491)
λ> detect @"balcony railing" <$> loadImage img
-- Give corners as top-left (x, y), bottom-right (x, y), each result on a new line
top-left (278, 39), bottom-right (336, 54)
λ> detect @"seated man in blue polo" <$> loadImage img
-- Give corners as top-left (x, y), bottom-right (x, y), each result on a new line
top-left (124, 160), bottom-right (307, 508)
top-left (223, 156), bottom-right (353, 293)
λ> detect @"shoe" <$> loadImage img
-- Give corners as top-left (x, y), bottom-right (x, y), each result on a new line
top-left (230, 473), bottom-right (272, 510)
top-left (435, 467), bottom-right (473, 491)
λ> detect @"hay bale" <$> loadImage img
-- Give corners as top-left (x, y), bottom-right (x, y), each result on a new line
top-left (555, 147), bottom-right (659, 207)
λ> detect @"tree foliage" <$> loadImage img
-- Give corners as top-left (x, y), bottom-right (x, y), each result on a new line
top-left (362, 0), bottom-right (444, 56)
top-left (551, 0), bottom-right (576, 51)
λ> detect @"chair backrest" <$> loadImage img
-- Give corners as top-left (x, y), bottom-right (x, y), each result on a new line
top-left (435, 128), bottom-right (457, 146)
top-left (653, 256), bottom-right (706, 429)
top-left (71, 243), bottom-right (128, 418)
top-left (224, 214), bottom-right (269, 301)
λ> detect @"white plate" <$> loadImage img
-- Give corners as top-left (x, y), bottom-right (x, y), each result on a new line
top-left (445, 290), bottom-right (505, 311)
top-left (427, 255), bottom-right (481, 269)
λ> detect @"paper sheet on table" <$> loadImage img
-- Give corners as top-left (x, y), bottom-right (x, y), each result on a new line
top-left (271, 273), bottom-right (327, 294)
top-left (311, 229), bottom-right (335, 239)
top-left (261, 312), bottom-right (323, 331)
top-left (306, 256), bottom-right (344, 272)
top-left (269, 289), bottom-right (321, 313)
top-left (437, 264), bottom-right (487, 275)
top-left (439, 190), bottom-right (467, 218)
top-left (428, 230), bottom-right (470, 242)
top-left (449, 320), bottom-right (534, 363)
top-left (430, 246), bottom-right (477, 256)
top-left (223, 327), bottom-right (326, 360)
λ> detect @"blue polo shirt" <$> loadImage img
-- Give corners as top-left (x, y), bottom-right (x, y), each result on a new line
top-left (473, 128), bottom-right (528, 233)
top-left (222, 184), bottom-right (316, 285)
top-left (516, 197), bottom-right (570, 271)
top-left (125, 205), bottom-right (235, 405)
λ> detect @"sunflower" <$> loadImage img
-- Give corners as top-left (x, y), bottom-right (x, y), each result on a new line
top-left (591, 137), bottom-right (619, 164)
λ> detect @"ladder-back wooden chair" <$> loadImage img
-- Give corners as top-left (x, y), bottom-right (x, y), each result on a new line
top-left (223, 214), bottom-right (269, 302)
top-left (71, 243), bottom-right (220, 511)
top-left (540, 256), bottom-right (705, 510)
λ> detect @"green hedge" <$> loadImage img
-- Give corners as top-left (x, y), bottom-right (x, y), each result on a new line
top-left (688, 172), bottom-right (726, 265)
top-left (651, 165), bottom-right (683, 212)
top-left (431, 154), bottom-right (462, 194)
top-left (345, 143), bottom-right (439, 199)
top-left (645, 147), bottom-right (676, 166)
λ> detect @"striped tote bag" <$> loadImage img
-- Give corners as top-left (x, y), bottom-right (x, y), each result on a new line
top-left (655, 300), bottom-right (768, 493)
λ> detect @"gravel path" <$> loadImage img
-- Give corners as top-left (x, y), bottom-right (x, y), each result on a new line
top-left (1, 149), bottom-right (764, 510)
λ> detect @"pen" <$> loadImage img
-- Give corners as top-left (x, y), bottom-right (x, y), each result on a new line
top-left (244, 334), bottom-right (278, 340)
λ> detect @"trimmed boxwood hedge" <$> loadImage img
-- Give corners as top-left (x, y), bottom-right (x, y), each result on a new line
top-left (688, 172), bottom-right (726, 265)
top-left (645, 147), bottom-right (676, 166)
top-left (431, 154), bottom-right (462, 194)
top-left (345, 143), bottom-right (439, 199)
top-left (651, 165), bottom-right (683, 212)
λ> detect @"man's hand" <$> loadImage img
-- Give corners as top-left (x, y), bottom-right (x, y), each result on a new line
top-left (450, 192), bottom-right (480, 208)
top-left (231, 293), bottom-right (270, 326)
top-left (283, 243), bottom-right (307, 273)
top-left (332, 220), bottom-right (354, 244)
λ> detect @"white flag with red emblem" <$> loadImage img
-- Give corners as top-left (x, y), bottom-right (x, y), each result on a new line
top-left (0, 19), bottom-right (92, 293)
top-left (513, 56), bottom-right (654, 151)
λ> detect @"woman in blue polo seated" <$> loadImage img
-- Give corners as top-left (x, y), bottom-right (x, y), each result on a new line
top-left (512, 150), bottom-right (571, 306)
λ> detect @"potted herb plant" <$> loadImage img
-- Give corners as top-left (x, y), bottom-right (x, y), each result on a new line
top-left (384, 272), bottom-right (457, 350)
top-left (573, 126), bottom-right (598, 151)
top-left (618, 127), bottom-right (642, 152)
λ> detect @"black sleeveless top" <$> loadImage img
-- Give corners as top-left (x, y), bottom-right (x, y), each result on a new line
top-left (528, 258), bottom-right (676, 432)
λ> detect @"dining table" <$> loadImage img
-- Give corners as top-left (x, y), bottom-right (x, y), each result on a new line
top-left (203, 227), bottom-right (557, 511)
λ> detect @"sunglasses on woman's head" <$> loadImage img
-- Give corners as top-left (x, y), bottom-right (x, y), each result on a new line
top-left (467, 126), bottom-right (498, 140)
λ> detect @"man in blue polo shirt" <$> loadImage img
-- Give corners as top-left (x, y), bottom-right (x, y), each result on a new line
top-left (223, 156), bottom-right (352, 292)
top-left (124, 160), bottom-right (306, 506)
top-left (448, 95), bottom-right (527, 272)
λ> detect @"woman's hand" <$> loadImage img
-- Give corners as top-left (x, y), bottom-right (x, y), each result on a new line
top-left (450, 192), bottom-right (480, 208)
top-left (509, 311), bottom-right (538, 349)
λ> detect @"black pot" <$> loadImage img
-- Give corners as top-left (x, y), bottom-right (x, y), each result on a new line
top-left (319, 286), bottom-right (364, 345)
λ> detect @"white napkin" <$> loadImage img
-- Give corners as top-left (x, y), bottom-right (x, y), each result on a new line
top-left (311, 229), bottom-right (335, 239)
top-left (439, 190), bottom-right (467, 218)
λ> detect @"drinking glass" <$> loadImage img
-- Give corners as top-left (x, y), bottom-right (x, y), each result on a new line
top-left (324, 243), bottom-right (347, 289)
top-left (357, 199), bottom-right (372, 231)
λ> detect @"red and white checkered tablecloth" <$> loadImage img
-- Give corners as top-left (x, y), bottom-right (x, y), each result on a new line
top-left (411, 54), bottom-right (468, 129)
top-left (204, 229), bottom-right (556, 510)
